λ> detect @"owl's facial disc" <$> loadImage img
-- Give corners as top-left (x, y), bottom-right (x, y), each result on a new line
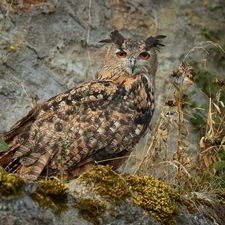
top-left (115, 49), bottom-right (138, 74)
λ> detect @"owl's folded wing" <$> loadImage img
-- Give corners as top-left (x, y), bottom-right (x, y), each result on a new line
top-left (1, 80), bottom-right (143, 181)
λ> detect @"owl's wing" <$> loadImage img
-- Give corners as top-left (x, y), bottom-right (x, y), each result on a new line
top-left (1, 80), bottom-right (146, 181)
top-left (3, 103), bottom-right (45, 143)
top-left (0, 103), bottom-right (46, 168)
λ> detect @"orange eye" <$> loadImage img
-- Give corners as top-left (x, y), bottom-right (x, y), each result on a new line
top-left (139, 52), bottom-right (150, 60)
top-left (116, 51), bottom-right (127, 58)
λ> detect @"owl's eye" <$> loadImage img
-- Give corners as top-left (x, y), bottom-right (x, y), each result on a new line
top-left (139, 52), bottom-right (150, 60)
top-left (116, 51), bottom-right (127, 58)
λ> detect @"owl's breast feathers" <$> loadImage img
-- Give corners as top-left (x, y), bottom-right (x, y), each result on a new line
top-left (0, 71), bottom-right (154, 181)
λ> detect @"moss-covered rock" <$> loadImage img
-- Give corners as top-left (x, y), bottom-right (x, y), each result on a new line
top-left (31, 180), bottom-right (69, 215)
top-left (0, 168), bottom-right (25, 198)
top-left (126, 175), bottom-right (180, 225)
top-left (73, 198), bottom-right (107, 225)
top-left (79, 164), bottom-right (132, 205)
top-left (79, 165), bottom-right (179, 224)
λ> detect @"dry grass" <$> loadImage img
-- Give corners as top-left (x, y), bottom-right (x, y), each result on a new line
top-left (133, 42), bottom-right (225, 194)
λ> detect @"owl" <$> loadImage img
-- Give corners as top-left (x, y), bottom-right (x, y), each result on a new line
top-left (0, 30), bottom-right (166, 182)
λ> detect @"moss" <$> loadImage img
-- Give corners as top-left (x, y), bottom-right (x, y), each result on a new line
top-left (126, 175), bottom-right (180, 225)
top-left (74, 198), bottom-right (107, 225)
top-left (31, 180), bottom-right (68, 215)
top-left (0, 168), bottom-right (25, 198)
top-left (79, 165), bottom-right (180, 224)
top-left (79, 164), bottom-right (131, 205)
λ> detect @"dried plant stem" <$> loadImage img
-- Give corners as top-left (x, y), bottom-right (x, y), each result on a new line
top-left (183, 41), bottom-right (225, 61)
top-left (176, 99), bottom-right (182, 159)
top-left (133, 134), bottom-right (156, 175)
top-left (176, 101), bottom-right (182, 185)
top-left (133, 116), bottom-right (163, 175)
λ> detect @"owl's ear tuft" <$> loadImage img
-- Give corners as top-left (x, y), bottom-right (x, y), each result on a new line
top-left (145, 35), bottom-right (166, 51)
top-left (99, 30), bottom-right (125, 49)
top-left (99, 39), bottom-right (113, 44)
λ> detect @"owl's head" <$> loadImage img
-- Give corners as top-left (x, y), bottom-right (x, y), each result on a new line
top-left (99, 30), bottom-right (166, 77)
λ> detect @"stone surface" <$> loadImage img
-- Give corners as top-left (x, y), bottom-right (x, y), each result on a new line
top-left (0, 179), bottom-right (219, 225)
top-left (0, 0), bottom-right (225, 172)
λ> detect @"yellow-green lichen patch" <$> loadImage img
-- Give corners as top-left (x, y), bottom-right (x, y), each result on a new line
top-left (126, 175), bottom-right (180, 225)
top-left (0, 169), bottom-right (25, 198)
top-left (31, 180), bottom-right (69, 215)
top-left (74, 197), bottom-right (107, 225)
top-left (79, 165), bottom-right (131, 205)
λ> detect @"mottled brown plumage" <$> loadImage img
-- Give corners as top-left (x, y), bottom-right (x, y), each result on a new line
top-left (0, 30), bottom-right (166, 182)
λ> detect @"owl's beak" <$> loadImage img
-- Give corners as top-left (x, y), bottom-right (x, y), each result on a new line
top-left (130, 58), bottom-right (136, 73)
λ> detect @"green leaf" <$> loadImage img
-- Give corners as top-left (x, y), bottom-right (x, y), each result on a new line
top-left (0, 138), bottom-right (9, 152)
top-left (213, 160), bottom-right (225, 172)
top-left (189, 112), bottom-right (206, 127)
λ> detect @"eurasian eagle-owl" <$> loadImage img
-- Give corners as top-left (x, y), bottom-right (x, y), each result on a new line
top-left (0, 30), bottom-right (166, 182)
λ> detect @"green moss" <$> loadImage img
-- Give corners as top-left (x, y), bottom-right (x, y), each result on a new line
top-left (126, 175), bottom-right (180, 225)
top-left (0, 169), bottom-right (25, 198)
top-left (79, 164), bottom-right (131, 205)
top-left (79, 165), bottom-right (180, 224)
top-left (74, 198), bottom-right (107, 225)
top-left (31, 180), bottom-right (68, 215)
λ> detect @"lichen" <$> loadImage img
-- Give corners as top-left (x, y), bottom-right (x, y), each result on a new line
top-left (126, 175), bottom-right (180, 225)
top-left (31, 180), bottom-right (69, 215)
top-left (79, 164), bottom-right (131, 205)
top-left (74, 198), bottom-right (107, 225)
top-left (0, 168), bottom-right (25, 198)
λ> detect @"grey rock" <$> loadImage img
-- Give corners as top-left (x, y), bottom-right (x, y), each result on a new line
top-left (1, 0), bottom-right (224, 135)
top-left (0, 179), bottom-right (219, 225)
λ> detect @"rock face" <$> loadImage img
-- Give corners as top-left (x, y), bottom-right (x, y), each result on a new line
top-left (1, 0), bottom-right (224, 132)
top-left (0, 1), bottom-right (225, 171)
top-left (0, 184), bottom-right (217, 225)
top-left (0, 166), bottom-right (220, 225)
